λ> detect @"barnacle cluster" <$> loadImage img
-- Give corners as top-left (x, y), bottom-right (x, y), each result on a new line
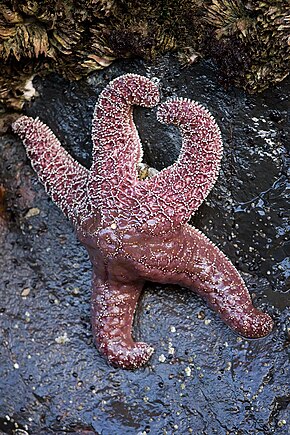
top-left (0, 0), bottom-right (289, 110)
top-left (204, 0), bottom-right (290, 92)
top-left (0, 0), bottom-right (117, 108)
top-left (0, 0), bottom-right (117, 65)
top-left (0, 0), bottom-right (177, 109)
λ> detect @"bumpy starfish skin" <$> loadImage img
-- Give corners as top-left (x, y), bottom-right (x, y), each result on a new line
top-left (12, 74), bottom-right (273, 369)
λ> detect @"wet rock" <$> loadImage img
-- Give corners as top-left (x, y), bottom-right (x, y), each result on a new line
top-left (0, 56), bottom-right (289, 434)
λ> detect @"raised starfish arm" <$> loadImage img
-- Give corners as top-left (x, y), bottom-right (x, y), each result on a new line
top-left (134, 99), bottom-right (223, 235)
top-left (91, 271), bottom-right (154, 369)
top-left (12, 116), bottom-right (89, 225)
top-left (88, 74), bottom-right (160, 213)
top-left (129, 225), bottom-right (273, 339)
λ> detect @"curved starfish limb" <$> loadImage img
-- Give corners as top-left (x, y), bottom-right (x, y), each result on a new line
top-left (91, 272), bottom-right (153, 369)
top-left (127, 225), bottom-right (273, 339)
top-left (12, 116), bottom-right (89, 225)
top-left (134, 98), bottom-right (223, 235)
top-left (89, 74), bottom-right (160, 217)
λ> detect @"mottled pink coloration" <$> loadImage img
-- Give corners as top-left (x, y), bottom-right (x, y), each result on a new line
top-left (12, 74), bottom-right (273, 369)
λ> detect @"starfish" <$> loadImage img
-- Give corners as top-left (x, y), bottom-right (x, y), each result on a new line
top-left (12, 74), bottom-right (273, 369)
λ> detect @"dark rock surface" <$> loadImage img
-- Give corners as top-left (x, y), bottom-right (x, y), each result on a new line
top-left (0, 56), bottom-right (289, 435)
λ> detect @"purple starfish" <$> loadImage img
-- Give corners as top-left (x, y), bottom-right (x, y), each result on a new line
top-left (12, 74), bottom-right (273, 369)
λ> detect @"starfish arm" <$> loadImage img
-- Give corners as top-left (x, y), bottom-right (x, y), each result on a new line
top-left (127, 225), bottom-right (273, 339)
top-left (91, 271), bottom-right (154, 369)
top-left (12, 116), bottom-right (89, 224)
top-left (134, 99), bottom-right (223, 235)
top-left (88, 74), bottom-right (160, 217)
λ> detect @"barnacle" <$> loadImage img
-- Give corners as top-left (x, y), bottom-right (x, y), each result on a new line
top-left (80, 27), bottom-right (116, 73)
top-left (50, 21), bottom-right (83, 55)
top-left (205, 0), bottom-right (253, 39)
top-left (177, 47), bottom-right (200, 67)
top-left (91, 0), bottom-right (117, 18)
